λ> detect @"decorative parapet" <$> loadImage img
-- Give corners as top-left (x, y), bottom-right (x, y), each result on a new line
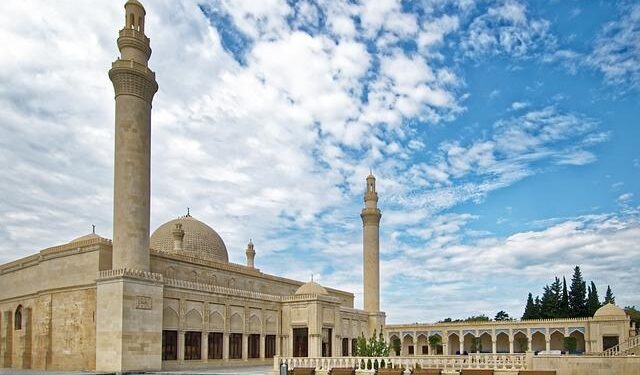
top-left (281, 293), bottom-right (341, 304)
top-left (97, 268), bottom-right (164, 284)
top-left (109, 58), bottom-right (158, 104)
top-left (164, 277), bottom-right (282, 302)
top-left (151, 248), bottom-right (261, 275)
top-left (274, 354), bottom-right (527, 372)
top-left (117, 28), bottom-right (151, 58)
top-left (339, 306), bottom-right (369, 315)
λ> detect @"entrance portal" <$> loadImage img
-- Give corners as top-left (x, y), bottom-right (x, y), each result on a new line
top-left (293, 328), bottom-right (309, 357)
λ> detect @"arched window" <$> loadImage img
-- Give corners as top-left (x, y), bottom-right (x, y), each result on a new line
top-left (15, 305), bottom-right (22, 330)
top-left (129, 14), bottom-right (135, 29)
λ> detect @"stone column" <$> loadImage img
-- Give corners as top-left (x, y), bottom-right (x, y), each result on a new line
top-left (223, 333), bottom-right (229, 360)
top-left (202, 332), bottom-right (208, 362)
top-left (491, 340), bottom-right (496, 354)
top-left (509, 339), bottom-right (514, 354)
top-left (260, 334), bottom-right (266, 359)
top-left (545, 340), bottom-right (550, 352)
top-left (459, 338), bottom-right (464, 355)
top-left (177, 331), bottom-right (185, 362)
top-left (110, 0), bottom-right (158, 272)
top-left (242, 334), bottom-right (248, 361)
top-left (276, 334), bottom-right (282, 357)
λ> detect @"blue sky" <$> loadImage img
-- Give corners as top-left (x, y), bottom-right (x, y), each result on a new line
top-left (0, 0), bottom-right (638, 323)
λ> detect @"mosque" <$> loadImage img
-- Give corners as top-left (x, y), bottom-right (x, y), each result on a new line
top-left (0, 1), bottom-right (635, 373)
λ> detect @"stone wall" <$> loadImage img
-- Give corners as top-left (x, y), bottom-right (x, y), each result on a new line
top-left (0, 287), bottom-right (96, 371)
top-left (151, 252), bottom-right (354, 307)
top-left (532, 355), bottom-right (640, 375)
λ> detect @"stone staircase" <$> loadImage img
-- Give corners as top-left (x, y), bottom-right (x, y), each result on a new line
top-left (600, 335), bottom-right (640, 356)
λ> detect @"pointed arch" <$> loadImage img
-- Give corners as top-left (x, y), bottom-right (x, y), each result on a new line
top-left (230, 313), bottom-right (243, 331)
top-left (265, 315), bottom-right (277, 333)
top-left (185, 309), bottom-right (203, 330)
top-left (209, 311), bottom-right (224, 330)
top-left (249, 314), bottom-right (261, 333)
top-left (163, 306), bottom-right (179, 329)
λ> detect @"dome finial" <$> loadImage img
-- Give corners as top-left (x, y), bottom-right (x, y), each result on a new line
top-left (186, 207), bottom-right (191, 217)
top-left (92, 224), bottom-right (96, 234)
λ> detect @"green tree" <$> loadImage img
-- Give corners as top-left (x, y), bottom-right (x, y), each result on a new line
top-left (534, 296), bottom-right (543, 319)
top-left (353, 330), bottom-right (390, 357)
top-left (464, 315), bottom-right (490, 322)
top-left (428, 335), bottom-right (442, 353)
top-left (604, 285), bottom-right (616, 305)
top-left (587, 281), bottom-right (601, 316)
top-left (564, 336), bottom-right (577, 354)
top-left (540, 279), bottom-right (562, 318)
top-left (522, 293), bottom-right (536, 319)
top-left (569, 266), bottom-right (588, 317)
top-left (494, 310), bottom-right (511, 321)
top-left (559, 277), bottom-right (570, 318)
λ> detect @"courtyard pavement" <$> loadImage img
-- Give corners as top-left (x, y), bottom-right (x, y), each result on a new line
top-left (0, 365), bottom-right (272, 375)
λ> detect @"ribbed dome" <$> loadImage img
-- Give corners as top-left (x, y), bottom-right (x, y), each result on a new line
top-left (594, 303), bottom-right (626, 318)
top-left (295, 281), bottom-right (328, 295)
top-left (70, 233), bottom-right (104, 243)
top-left (150, 215), bottom-right (228, 262)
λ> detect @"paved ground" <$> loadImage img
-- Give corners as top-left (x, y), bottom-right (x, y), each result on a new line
top-left (0, 365), bottom-right (272, 375)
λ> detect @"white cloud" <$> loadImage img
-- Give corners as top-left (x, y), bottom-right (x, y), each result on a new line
top-left (461, 0), bottom-right (555, 59)
top-left (587, 3), bottom-right (640, 90)
top-left (381, 210), bottom-right (640, 322)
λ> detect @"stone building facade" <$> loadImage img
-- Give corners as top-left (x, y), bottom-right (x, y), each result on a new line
top-left (386, 303), bottom-right (635, 357)
top-left (0, 1), bottom-right (634, 373)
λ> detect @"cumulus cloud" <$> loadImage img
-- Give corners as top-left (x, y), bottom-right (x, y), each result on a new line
top-left (587, 3), bottom-right (640, 90)
top-left (461, 0), bottom-right (555, 58)
top-left (381, 210), bottom-right (640, 322)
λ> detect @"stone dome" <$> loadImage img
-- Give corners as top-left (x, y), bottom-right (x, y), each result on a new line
top-left (69, 233), bottom-right (104, 244)
top-left (150, 215), bottom-right (228, 262)
top-left (295, 281), bottom-right (328, 295)
top-left (594, 303), bottom-right (626, 318)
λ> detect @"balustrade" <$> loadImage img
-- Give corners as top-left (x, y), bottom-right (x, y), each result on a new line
top-left (274, 354), bottom-right (527, 372)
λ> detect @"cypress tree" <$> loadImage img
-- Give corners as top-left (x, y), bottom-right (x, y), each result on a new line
top-left (559, 277), bottom-right (570, 318)
top-left (540, 284), bottom-right (559, 318)
top-left (587, 281), bottom-right (601, 316)
top-left (522, 293), bottom-right (536, 319)
top-left (569, 266), bottom-right (588, 317)
top-left (534, 296), bottom-right (542, 319)
top-left (604, 285), bottom-right (616, 305)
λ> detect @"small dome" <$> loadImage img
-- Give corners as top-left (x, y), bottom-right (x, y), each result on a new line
top-left (150, 215), bottom-right (228, 262)
top-left (594, 303), bottom-right (626, 318)
top-left (295, 281), bottom-right (328, 296)
top-left (70, 232), bottom-right (104, 244)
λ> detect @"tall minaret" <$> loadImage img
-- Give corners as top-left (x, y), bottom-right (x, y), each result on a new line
top-left (361, 172), bottom-right (381, 313)
top-left (109, 0), bottom-right (158, 271)
top-left (246, 240), bottom-right (256, 268)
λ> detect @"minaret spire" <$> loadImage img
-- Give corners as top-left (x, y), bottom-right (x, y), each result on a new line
top-left (361, 172), bottom-right (381, 313)
top-left (245, 239), bottom-right (256, 268)
top-left (110, 0), bottom-right (158, 271)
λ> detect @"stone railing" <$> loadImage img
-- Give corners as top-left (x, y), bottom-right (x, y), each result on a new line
top-left (164, 277), bottom-right (282, 302)
top-left (97, 268), bottom-right (164, 283)
top-left (274, 354), bottom-right (527, 372)
top-left (600, 335), bottom-right (640, 356)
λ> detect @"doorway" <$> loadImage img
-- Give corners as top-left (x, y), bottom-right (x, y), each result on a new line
top-left (293, 328), bottom-right (308, 357)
